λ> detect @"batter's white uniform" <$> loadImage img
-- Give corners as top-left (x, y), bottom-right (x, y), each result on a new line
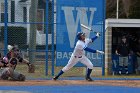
top-left (62, 38), bottom-right (93, 72)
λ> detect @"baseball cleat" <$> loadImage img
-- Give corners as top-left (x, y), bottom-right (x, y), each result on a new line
top-left (85, 77), bottom-right (93, 81)
top-left (52, 76), bottom-right (58, 80)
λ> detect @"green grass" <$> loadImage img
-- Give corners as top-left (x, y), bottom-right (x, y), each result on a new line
top-left (15, 63), bottom-right (140, 79)
top-left (16, 63), bottom-right (47, 79)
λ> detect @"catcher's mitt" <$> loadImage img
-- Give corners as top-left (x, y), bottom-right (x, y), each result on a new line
top-left (28, 63), bottom-right (35, 73)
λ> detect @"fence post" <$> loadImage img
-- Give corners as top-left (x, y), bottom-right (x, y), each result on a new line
top-left (51, 0), bottom-right (54, 76)
top-left (29, 0), bottom-right (38, 64)
top-left (45, 0), bottom-right (49, 75)
top-left (48, 0), bottom-right (55, 76)
top-left (4, 0), bottom-right (8, 56)
top-left (102, 0), bottom-right (106, 76)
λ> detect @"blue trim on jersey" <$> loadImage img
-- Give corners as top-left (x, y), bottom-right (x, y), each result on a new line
top-left (84, 47), bottom-right (97, 53)
top-left (83, 45), bottom-right (87, 50)
top-left (91, 36), bottom-right (98, 42)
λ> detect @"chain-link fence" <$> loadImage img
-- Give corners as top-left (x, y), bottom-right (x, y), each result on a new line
top-left (0, 0), bottom-right (55, 79)
top-left (0, 0), bottom-right (105, 80)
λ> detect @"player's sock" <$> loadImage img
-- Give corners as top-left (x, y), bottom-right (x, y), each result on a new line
top-left (119, 66), bottom-right (123, 74)
top-left (86, 68), bottom-right (92, 78)
top-left (55, 70), bottom-right (64, 78)
top-left (125, 66), bottom-right (128, 74)
top-left (85, 68), bottom-right (93, 81)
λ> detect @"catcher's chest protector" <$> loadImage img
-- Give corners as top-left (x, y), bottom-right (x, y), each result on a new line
top-left (10, 58), bottom-right (18, 65)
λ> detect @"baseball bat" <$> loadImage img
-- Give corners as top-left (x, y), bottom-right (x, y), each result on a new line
top-left (81, 24), bottom-right (93, 31)
top-left (80, 24), bottom-right (99, 34)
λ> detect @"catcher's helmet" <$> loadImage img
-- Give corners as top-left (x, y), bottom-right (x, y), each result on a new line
top-left (8, 45), bottom-right (13, 51)
top-left (77, 32), bottom-right (85, 40)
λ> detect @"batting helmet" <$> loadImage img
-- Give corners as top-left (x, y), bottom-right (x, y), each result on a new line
top-left (77, 32), bottom-right (85, 40)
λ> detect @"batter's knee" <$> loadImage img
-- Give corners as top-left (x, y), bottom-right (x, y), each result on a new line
top-left (87, 64), bottom-right (93, 69)
top-left (62, 66), bottom-right (71, 72)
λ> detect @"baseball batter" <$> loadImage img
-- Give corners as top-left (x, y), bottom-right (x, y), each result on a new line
top-left (53, 32), bottom-right (104, 81)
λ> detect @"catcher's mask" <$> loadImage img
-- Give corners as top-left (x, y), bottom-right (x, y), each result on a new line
top-left (8, 45), bottom-right (13, 51)
top-left (77, 32), bottom-right (85, 40)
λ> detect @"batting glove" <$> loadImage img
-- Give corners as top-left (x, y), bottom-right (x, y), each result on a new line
top-left (96, 50), bottom-right (104, 54)
top-left (96, 32), bottom-right (100, 37)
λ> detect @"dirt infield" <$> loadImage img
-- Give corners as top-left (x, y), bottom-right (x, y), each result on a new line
top-left (0, 80), bottom-right (140, 87)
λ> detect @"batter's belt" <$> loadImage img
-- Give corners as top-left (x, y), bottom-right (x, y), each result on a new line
top-left (74, 56), bottom-right (82, 58)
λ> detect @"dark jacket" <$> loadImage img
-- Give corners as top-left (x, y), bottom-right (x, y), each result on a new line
top-left (116, 42), bottom-right (130, 57)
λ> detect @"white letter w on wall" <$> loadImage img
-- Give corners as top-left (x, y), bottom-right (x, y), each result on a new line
top-left (62, 7), bottom-right (97, 48)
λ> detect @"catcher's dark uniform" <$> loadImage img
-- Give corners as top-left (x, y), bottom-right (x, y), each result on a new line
top-left (0, 57), bottom-right (25, 81)
top-left (7, 47), bottom-right (35, 73)
top-left (0, 67), bottom-right (25, 81)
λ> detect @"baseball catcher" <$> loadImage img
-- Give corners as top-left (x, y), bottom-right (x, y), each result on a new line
top-left (0, 56), bottom-right (26, 81)
top-left (7, 45), bottom-right (35, 73)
